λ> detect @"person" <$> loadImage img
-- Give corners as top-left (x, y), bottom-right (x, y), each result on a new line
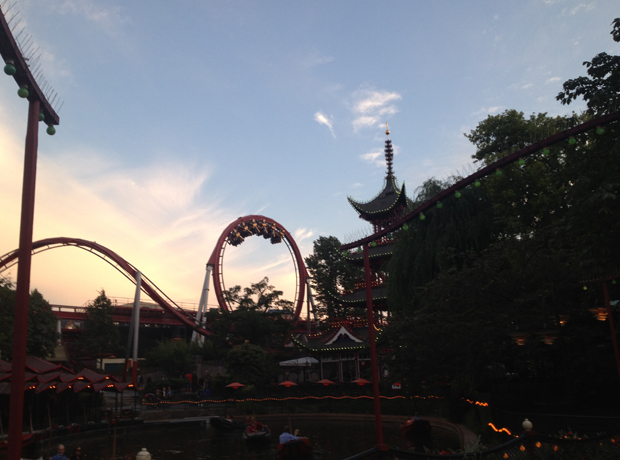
top-left (69, 446), bottom-right (83, 460)
top-left (51, 444), bottom-right (67, 460)
top-left (167, 386), bottom-right (173, 399)
top-left (279, 426), bottom-right (299, 444)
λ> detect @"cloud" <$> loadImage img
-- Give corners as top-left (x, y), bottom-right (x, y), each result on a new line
top-left (360, 150), bottom-right (384, 168)
top-left (351, 89), bottom-right (401, 132)
top-left (300, 49), bottom-right (334, 67)
top-left (294, 227), bottom-right (314, 242)
top-left (546, 77), bottom-right (562, 84)
top-left (471, 106), bottom-right (502, 117)
top-left (314, 111), bottom-right (335, 137)
top-left (56, 0), bottom-right (128, 37)
top-left (570, 3), bottom-right (595, 15)
top-left (522, 83), bottom-right (533, 89)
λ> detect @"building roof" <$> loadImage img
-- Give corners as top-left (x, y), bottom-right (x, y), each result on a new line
top-left (293, 319), bottom-right (373, 352)
top-left (347, 133), bottom-right (414, 223)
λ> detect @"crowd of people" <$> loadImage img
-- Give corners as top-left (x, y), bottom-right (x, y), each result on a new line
top-left (45, 444), bottom-right (82, 460)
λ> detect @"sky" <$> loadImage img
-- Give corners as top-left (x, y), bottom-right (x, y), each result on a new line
top-left (0, 0), bottom-right (618, 311)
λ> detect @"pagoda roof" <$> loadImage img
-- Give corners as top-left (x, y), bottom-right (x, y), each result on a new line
top-left (343, 242), bottom-right (395, 265)
top-left (348, 175), bottom-right (412, 221)
top-left (328, 285), bottom-right (388, 304)
top-left (293, 321), bottom-right (372, 352)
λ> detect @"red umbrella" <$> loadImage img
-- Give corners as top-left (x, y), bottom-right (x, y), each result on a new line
top-left (352, 378), bottom-right (370, 386)
top-left (316, 379), bottom-right (335, 386)
top-left (279, 380), bottom-right (297, 388)
top-left (226, 382), bottom-right (245, 389)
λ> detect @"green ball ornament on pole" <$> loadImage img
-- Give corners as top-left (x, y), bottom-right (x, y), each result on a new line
top-left (474, 181), bottom-right (481, 187)
top-left (455, 191), bottom-right (461, 198)
top-left (3, 63), bottom-right (16, 75)
top-left (543, 148), bottom-right (550, 155)
top-left (38, 111), bottom-right (45, 122)
top-left (518, 158), bottom-right (525, 166)
top-left (568, 137), bottom-right (576, 145)
top-left (596, 127), bottom-right (605, 135)
top-left (496, 169), bottom-right (502, 176)
top-left (419, 213), bottom-right (425, 221)
top-left (17, 86), bottom-right (29, 98)
top-left (403, 224), bottom-right (409, 231)
top-left (46, 125), bottom-right (56, 135)
top-left (436, 202), bottom-right (443, 209)
top-left (371, 241), bottom-right (377, 247)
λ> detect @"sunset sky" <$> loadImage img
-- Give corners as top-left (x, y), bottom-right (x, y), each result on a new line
top-left (0, 0), bottom-right (617, 311)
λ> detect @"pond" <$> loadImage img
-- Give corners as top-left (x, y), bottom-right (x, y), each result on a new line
top-left (13, 418), bottom-right (461, 460)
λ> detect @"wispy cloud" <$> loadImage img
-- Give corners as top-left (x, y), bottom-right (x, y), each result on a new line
top-left (314, 111), bottom-right (335, 138)
top-left (570, 3), bottom-right (595, 15)
top-left (294, 227), bottom-right (314, 242)
top-left (56, 0), bottom-right (128, 37)
top-left (300, 49), bottom-right (334, 67)
top-left (546, 77), bottom-right (562, 84)
top-left (360, 150), bottom-right (384, 168)
top-left (471, 106), bottom-right (502, 117)
top-left (351, 89), bottom-right (401, 132)
top-left (522, 83), bottom-right (533, 89)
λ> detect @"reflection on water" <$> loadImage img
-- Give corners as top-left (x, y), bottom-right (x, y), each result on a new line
top-left (13, 419), bottom-right (461, 460)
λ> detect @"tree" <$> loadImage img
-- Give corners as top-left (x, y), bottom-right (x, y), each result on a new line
top-left (226, 342), bottom-right (273, 386)
top-left (145, 339), bottom-right (193, 378)
top-left (0, 278), bottom-right (59, 360)
top-left (78, 290), bottom-right (121, 369)
top-left (557, 18), bottom-right (620, 114)
top-left (304, 236), bottom-right (362, 319)
top-left (223, 277), bottom-right (293, 313)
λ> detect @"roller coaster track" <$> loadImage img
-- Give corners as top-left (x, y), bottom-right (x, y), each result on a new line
top-left (341, 110), bottom-right (620, 250)
top-left (0, 237), bottom-right (210, 335)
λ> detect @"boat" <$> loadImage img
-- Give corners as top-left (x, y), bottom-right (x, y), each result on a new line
top-left (400, 418), bottom-right (432, 451)
top-left (242, 425), bottom-right (271, 445)
top-left (210, 416), bottom-right (247, 431)
top-left (277, 437), bottom-right (313, 459)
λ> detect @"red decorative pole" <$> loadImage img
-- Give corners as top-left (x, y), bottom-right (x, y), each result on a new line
top-left (7, 97), bottom-right (40, 460)
top-left (1, 7), bottom-right (60, 460)
top-left (363, 244), bottom-right (385, 447)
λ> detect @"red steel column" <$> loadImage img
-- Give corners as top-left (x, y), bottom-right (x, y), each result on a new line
top-left (363, 244), bottom-right (385, 447)
top-left (8, 98), bottom-right (40, 460)
top-left (602, 282), bottom-right (620, 384)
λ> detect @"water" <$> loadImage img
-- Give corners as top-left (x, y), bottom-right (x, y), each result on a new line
top-left (15, 419), bottom-right (461, 460)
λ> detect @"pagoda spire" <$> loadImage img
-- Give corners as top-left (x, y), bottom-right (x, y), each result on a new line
top-left (384, 123), bottom-right (394, 178)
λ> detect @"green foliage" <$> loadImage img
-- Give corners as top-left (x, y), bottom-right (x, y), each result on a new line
top-left (384, 25), bottom-right (620, 414)
top-left (77, 290), bottom-right (121, 367)
top-left (225, 342), bottom-right (273, 386)
top-left (557, 18), bottom-right (620, 114)
top-left (209, 306), bottom-right (292, 351)
top-left (144, 339), bottom-right (193, 378)
top-left (223, 277), bottom-right (294, 313)
top-left (0, 278), bottom-right (59, 360)
top-left (304, 236), bottom-right (363, 319)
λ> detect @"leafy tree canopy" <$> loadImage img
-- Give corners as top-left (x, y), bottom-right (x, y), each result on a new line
top-left (78, 289), bottom-right (121, 367)
top-left (145, 339), bottom-right (193, 378)
top-left (223, 277), bottom-right (293, 313)
top-left (226, 342), bottom-right (274, 386)
top-left (304, 236), bottom-right (362, 320)
top-left (557, 18), bottom-right (620, 114)
top-left (0, 278), bottom-right (59, 360)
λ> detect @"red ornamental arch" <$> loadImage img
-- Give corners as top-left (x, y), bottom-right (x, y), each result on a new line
top-left (207, 215), bottom-right (308, 322)
top-left (0, 237), bottom-right (210, 335)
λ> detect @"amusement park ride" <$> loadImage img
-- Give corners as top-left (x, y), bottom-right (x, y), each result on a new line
top-left (2, 2), bottom-right (620, 455)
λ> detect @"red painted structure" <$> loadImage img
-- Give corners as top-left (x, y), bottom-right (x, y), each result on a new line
top-left (207, 215), bottom-right (309, 322)
top-left (0, 237), bottom-right (209, 335)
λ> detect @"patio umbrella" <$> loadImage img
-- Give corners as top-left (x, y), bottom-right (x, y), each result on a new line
top-left (316, 379), bottom-right (335, 386)
top-left (226, 382), bottom-right (245, 389)
top-left (352, 378), bottom-right (370, 386)
top-left (279, 380), bottom-right (297, 388)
